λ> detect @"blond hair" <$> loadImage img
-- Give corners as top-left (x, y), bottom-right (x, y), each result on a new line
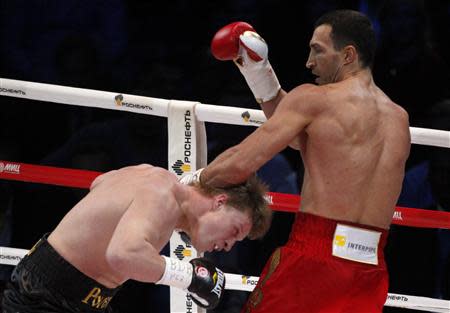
top-left (196, 175), bottom-right (272, 240)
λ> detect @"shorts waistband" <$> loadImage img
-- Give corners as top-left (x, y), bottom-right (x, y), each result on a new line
top-left (287, 212), bottom-right (388, 263)
top-left (21, 234), bottom-right (119, 312)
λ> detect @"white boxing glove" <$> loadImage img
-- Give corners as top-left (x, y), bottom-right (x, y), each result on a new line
top-left (236, 30), bottom-right (281, 103)
top-left (179, 168), bottom-right (204, 185)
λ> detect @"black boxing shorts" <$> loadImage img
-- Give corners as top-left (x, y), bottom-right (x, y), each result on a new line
top-left (2, 234), bottom-right (120, 313)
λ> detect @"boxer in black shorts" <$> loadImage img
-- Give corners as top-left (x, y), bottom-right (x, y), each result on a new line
top-left (2, 164), bottom-right (271, 312)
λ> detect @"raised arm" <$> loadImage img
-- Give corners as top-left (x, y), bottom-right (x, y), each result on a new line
top-left (211, 21), bottom-right (286, 118)
top-left (260, 89), bottom-right (288, 118)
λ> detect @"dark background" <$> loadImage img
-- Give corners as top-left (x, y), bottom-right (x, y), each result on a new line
top-left (0, 0), bottom-right (449, 312)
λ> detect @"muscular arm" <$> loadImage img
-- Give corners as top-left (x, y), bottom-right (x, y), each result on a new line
top-left (259, 89), bottom-right (287, 118)
top-left (105, 187), bottom-right (176, 283)
top-left (202, 84), bottom-right (323, 187)
top-left (260, 89), bottom-right (302, 150)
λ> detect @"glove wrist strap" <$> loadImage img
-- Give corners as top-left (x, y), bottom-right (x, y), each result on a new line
top-left (156, 256), bottom-right (193, 290)
top-left (179, 168), bottom-right (204, 185)
top-left (237, 60), bottom-right (281, 104)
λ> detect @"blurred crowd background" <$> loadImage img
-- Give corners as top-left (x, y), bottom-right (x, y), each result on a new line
top-left (0, 1), bottom-right (449, 312)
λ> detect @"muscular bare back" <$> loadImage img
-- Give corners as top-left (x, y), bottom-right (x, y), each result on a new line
top-left (48, 164), bottom-right (181, 286)
top-left (202, 72), bottom-right (410, 230)
top-left (299, 75), bottom-right (410, 228)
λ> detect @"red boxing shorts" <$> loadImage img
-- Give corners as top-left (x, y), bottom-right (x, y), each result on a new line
top-left (242, 212), bottom-right (389, 313)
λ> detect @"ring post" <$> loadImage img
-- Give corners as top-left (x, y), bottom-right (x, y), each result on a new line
top-left (167, 100), bottom-right (207, 313)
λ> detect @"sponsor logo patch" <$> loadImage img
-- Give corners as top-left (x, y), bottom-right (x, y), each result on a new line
top-left (0, 162), bottom-right (20, 174)
top-left (241, 111), bottom-right (264, 125)
top-left (114, 94), bottom-right (153, 111)
top-left (332, 224), bottom-right (380, 265)
top-left (171, 160), bottom-right (191, 176)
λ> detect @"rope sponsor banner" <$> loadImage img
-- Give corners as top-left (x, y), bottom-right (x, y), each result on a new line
top-left (0, 247), bottom-right (28, 266)
top-left (167, 100), bottom-right (207, 313)
top-left (168, 100), bottom-right (207, 178)
top-left (0, 78), bottom-right (170, 117)
top-left (384, 293), bottom-right (450, 313)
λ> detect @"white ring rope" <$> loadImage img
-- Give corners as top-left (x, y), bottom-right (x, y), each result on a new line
top-left (0, 247), bottom-right (447, 312)
top-left (1, 78), bottom-right (449, 147)
top-left (0, 78), bottom-right (266, 127)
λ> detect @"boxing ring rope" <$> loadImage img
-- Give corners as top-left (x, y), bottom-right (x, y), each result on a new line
top-left (1, 78), bottom-right (450, 312)
top-left (1, 78), bottom-right (449, 147)
top-left (0, 246), bottom-right (448, 312)
top-left (0, 161), bottom-right (449, 231)
top-left (1, 161), bottom-right (449, 231)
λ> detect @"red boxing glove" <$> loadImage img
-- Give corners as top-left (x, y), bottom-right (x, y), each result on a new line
top-left (211, 21), bottom-right (256, 61)
top-left (210, 21), bottom-right (280, 104)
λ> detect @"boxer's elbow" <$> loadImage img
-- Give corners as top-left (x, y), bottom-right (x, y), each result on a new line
top-left (105, 240), bottom-right (143, 275)
top-left (105, 245), bottom-right (129, 276)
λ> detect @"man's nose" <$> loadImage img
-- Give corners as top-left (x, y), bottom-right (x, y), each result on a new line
top-left (306, 53), bottom-right (314, 69)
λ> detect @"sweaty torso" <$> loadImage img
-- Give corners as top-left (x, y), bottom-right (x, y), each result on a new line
top-left (47, 164), bottom-right (180, 286)
top-left (298, 77), bottom-right (410, 229)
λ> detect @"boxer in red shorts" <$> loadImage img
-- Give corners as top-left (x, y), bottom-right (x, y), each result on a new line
top-left (243, 212), bottom-right (389, 312)
top-left (185, 9), bottom-right (411, 312)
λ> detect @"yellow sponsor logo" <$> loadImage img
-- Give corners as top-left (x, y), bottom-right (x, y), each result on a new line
top-left (114, 94), bottom-right (124, 106)
top-left (241, 111), bottom-right (264, 125)
top-left (241, 111), bottom-right (250, 122)
top-left (242, 275), bottom-right (258, 286)
top-left (173, 244), bottom-right (192, 260)
top-left (334, 235), bottom-right (347, 247)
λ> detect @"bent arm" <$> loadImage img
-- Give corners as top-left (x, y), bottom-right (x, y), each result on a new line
top-left (105, 190), bottom-right (174, 283)
top-left (202, 84), bottom-right (321, 187)
top-left (260, 89), bottom-right (303, 150)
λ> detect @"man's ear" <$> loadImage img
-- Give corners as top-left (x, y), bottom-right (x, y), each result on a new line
top-left (213, 194), bottom-right (228, 211)
top-left (343, 45), bottom-right (357, 65)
